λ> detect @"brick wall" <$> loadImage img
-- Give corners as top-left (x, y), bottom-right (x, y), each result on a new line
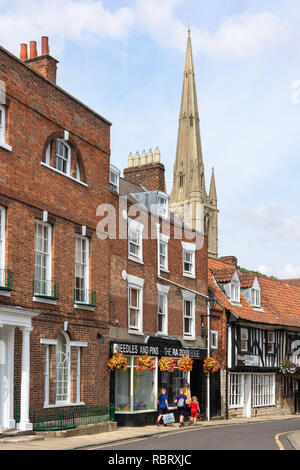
top-left (0, 44), bottom-right (112, 413)
top-left (123, 162), bottom-right (166, 193)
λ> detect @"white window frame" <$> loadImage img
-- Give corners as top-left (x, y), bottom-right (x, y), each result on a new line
top-left (157, 283), bottom-right (170, 336)
top-left (128, 275), bottom-right (144, 335)
top-left (0, 105), bottom-right (6, 143)
top-left (252, 374), bottom-right (275, 407)
top-left (159, 233), bottom-right (169, 272)
top-left (110, 164), bottom-right (120, 193)
top-left (181, 241), bottom-right (196, 278)
top-left (42, 336), bottom-right (87, 408)
top-left (267, 331), bottom-right (275, 354)
top-left (231, 282), bottom-right (240, 303)
top-left (157, 192), bottom-right (168, 219)
top-left (56, 138), bottom-right (71, 176)
top-left (240, 327), bottom-right (249, 352)
top-left (182, 290), bottom-right (196, 340)
top-left (34, 220), bottom-right (52, 296)
top-left (75, 234), bottom-right (90, 304)
top-left (229, 373), bottom-right (244, 409)
top-left (128, 219), bottom-right (144, 263)
top-left (0, 206), bottom-right (5, 272)
top-left (0, 105), bottom-right (12, 151)
top-left (251, 288), bottom-right (261, 307)
top-left (211, 330), bottom-right (218, 349)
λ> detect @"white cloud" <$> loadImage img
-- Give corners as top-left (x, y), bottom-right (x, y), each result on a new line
top-left (243, 202), bottom-right (300, 242)
top-left (192, 12), bottom-right (294, 59)
top-left (0, 0), bottom-right (296, 60)
top-left (258, 263), bottom-right (300, 279)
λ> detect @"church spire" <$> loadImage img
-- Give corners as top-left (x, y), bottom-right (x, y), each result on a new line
top-left (169, 29), bottom-right (219, 258)
top-left (209, 167), bottom-right (217, 202)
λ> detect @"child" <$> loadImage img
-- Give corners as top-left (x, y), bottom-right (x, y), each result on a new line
top-left (189, 396), bottom-right (200, 425)
top-left (175, 387), bottom-right (187, 427)
top-left (156, 388), bottom-right (168, 426)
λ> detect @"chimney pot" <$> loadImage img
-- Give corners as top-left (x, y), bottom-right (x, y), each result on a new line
top-left (41, 36), bottom-right (49, 55)
top-left (20, 43), bottom-right (28, 61)
top-left (30, 41), bottom-right (37, 59)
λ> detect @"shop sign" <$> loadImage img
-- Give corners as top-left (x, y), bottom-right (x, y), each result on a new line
top-left (112, 342), bottom-right (203, 359)
top-left (113, 342), bottom-right (159, 356)
top-left (237, 354), bottom-right (260, 366)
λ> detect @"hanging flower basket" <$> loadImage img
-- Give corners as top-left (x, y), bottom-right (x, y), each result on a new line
top-left (177, 356), bottom-right (193, 372)
top-left (158, 357), bottom-right (176, 373)
top-left (107, 353), bottom-right (128, 371)
top-left (203, 357), bottom-right (219, 374)
top-left (136, 354), bottom-right (155, 371)
top-left (279, 358), bottom-right (297, 375)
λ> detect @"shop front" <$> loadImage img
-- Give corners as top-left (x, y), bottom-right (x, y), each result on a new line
top-left (109, 337), bottom-right (206, 426)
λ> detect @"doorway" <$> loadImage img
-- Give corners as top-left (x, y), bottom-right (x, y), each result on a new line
top-left (243, 374), bottom-right (251, 418)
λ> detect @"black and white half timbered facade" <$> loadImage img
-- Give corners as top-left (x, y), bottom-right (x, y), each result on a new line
top-left (209, 256), bottom-right (300, 420)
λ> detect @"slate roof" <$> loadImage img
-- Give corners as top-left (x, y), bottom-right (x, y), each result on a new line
top-left (208, 257), bottom-right (300, 328)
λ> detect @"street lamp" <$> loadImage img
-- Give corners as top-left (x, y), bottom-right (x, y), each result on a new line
top-left (206, 292), bottom-right (217, 422)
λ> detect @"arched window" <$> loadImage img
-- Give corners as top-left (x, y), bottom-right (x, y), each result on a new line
top-left (56, 332), bottom-right (70, 403)
top-left (43, 133), bottom-right (86, 184)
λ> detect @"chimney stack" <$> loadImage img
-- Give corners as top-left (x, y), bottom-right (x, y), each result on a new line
top-left (20, 43), bottom-right (28, 61)
top-left (20, 37), bottom-right (59, 84)
top-left (29, 41), bottom-right (37, 59)
top-left (41, 36), bottom-right (50, 55)
top-left (123, 146), bottom-right (166, 192)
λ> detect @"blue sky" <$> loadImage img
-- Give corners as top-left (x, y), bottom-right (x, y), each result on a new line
top-left (0, 0), bottom-right (299, 278)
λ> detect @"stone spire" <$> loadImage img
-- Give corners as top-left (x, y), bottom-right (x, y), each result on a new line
top-left (209, 167), bottom-right (217, 202)
top-left (169, 29), bottom-right (218, 258)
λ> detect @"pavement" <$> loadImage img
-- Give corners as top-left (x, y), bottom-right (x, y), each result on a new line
top-left (0, 414), bottom-right (299, 450)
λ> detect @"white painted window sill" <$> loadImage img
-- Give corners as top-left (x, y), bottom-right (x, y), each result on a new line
top-left (44, 402), bottom-right (85, 409)
top-left (183, 336), bottom-right (196, 342)
top-left (128, 256), bottom-right (144, 265)
top-left (183, 273), bottom-right (196, 279)
top-left (0, 142), bottom-right (12, 152)
top-left (33, 296), bottom-right (57, 305)
top-left (0, 290), bottom-right (11, 297)
top-left (41, 162), bottom-right (88, 187)
top-left (128, 329), bottom-right (144, 336)
top-left (74, 304), bottom-right (95, 311)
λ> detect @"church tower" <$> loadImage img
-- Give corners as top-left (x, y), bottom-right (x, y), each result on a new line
top-left (169, 29), bottom-right (218, 258)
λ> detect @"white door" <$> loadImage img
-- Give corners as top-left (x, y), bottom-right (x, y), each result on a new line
top-left (0, 327), bottom-right (6, 432)
top-left (243, 374), bottom-right (251, 418)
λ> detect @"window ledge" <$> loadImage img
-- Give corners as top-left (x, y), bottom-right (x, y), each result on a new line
top-left (41, 162), bottom-right (88, 187)
top-left (183, 336), bottom-right (196, 342)
top-left (128, 256), bottom-right (144, 265)
top-left (0, 290), bottom-right (11, 297)
top-left (0, 142), bottom-right (12, 152)
top-left (128, 330), bottom-right (144, 336)
top-left (43, 402), bottom-right (85, 409)
top-left (160, 268), bottom-right (170, 274)
top-left (74, 304), bottom-right (95, 311)
top-left (33, 296), bottom-right (57, 305)
top-left (183, 273), bottom-right (196, 279)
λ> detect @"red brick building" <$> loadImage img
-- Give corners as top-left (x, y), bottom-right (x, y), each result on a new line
top-left (106, 153), bottom-right (213, 426)
top-left (0, 37), bottom-right (112, 431)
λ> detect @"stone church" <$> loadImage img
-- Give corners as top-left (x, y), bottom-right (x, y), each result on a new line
top-left (169, 29), bottom-right (218, 259)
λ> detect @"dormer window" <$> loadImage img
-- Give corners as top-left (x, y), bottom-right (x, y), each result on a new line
top-left (231, 281), bottom-right (240, 303)
top-left (110, 165), bottom-right (120, 193)
top-left (251, 288), bottom-right (260, 307)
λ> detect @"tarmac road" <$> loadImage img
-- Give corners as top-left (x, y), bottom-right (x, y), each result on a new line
top-left (80, 418), bottom-right (300, 451)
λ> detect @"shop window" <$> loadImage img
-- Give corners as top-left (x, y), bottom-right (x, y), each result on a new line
top-left (252, 374), bottom-right (275, 407)
top-left (158, 368), bottom-right (189, 407)
top-left (115, 357), bottom-right (157, 412)
top-left (229, 373), bottom-right (244, 408)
